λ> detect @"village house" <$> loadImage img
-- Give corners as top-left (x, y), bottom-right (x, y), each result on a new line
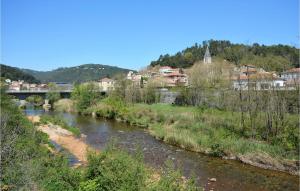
top-left (161, 69), bottom-right (188, 87)
top-left (233, 72), bottom-right (285, 90)
top-left (159, 66), bottom-right (173, 74)
top-left (280, 68), bottom-right (300, 88)
top-left (8, 80), bottom-right (23, 91)
top-left (127, 71), bottom-right (142, 85)
top-left (156, 66), bottom-right (188, 87)
top-left (98, 77), bottom-right (115, 91)
top-left (38, 83), bottom-right (48, 90)
top-left (6, 80), bottom-right (49, 91)
top-left (232, 65), bottom-right (285, 90)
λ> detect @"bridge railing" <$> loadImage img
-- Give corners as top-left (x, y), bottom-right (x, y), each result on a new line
top-left (6, 89), bottom-right (73, 93)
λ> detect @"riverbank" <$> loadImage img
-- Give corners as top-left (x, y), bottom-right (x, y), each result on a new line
top-left (27, 114), bottom-right (202, 190)
top-left (84, 98), bottom-right (299, 176)
top-left (28, 115), bottom-right (90, 164)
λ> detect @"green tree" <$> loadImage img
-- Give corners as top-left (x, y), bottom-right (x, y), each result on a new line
top-left (71, 83), bottom-right (101, 113)
top-left (26, 95), bottom-right (44, 106)
top-left (46, 83), bottom-right (61, 105)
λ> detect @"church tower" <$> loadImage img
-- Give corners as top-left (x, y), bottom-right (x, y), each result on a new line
top-left (203, 45), bottom-right (212, 64)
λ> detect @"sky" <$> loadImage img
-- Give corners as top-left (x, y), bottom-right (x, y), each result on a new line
top-left (1, 0), bottom-right (299, 71)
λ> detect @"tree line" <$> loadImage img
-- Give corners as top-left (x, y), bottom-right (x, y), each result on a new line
top-left (150, 40), bottom-right (299, 72)
top-left (0, 64), bottom-right (40, 83)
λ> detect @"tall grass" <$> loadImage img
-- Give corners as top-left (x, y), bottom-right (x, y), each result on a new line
top-left (86, 99), bottom-right (299, 162)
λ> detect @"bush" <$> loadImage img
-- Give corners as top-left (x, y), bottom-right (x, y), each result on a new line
top-left (54, 99), bottom-right (76, 112)
top-left (71, 83), bottom-right (102, 113)
top-left (0, 90), bottom-right (79, 190)
top-left (82, 146), bottom-right (147, 191)
top-left (26, 95), bottom-right (44, 106)
top-left (148, 161), bottom-right (200, 191)
top-left (39, 156), bottom-right (81, 191)
top-left (81, 144), bottom-right (201, 191)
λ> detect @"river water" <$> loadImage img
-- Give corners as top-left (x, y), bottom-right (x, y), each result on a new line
top-left (25, 109), bottom-right (299, 191)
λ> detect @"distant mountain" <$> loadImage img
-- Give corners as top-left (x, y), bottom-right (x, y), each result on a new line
top-left (0, 64), bottom-right (40, 83)
top-left (22, 64), bottom-right (133, 83)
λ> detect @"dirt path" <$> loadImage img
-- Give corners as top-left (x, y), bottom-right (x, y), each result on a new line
top-left (28, 116), bottom-right (92, 164)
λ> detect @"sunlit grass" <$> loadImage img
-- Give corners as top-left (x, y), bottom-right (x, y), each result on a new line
top-left (86, 100), bottom-right (299, 161)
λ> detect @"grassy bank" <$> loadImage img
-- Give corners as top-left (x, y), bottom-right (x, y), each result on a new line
top-left (40, 115), bottom-right (81, 137)
top-left (84, 97), bottom-right (299, 175)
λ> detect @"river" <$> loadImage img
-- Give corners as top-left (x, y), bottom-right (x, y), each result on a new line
top-left (25, 109), bottom-right (299, 191)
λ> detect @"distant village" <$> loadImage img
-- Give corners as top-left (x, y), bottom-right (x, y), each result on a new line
top-left (6, 47), bottom-right (300, 92)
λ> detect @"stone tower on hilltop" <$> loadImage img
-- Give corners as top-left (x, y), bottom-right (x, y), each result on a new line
top-left (203, 45), bottom-right (212, 64)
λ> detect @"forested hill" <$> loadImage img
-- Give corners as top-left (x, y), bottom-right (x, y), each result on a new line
top-left (0, 64), bottom-right (40, 83)
top-left (150, 40), bottom-right (299, 72)
top-left (22, 64), bottom-right (132, 83)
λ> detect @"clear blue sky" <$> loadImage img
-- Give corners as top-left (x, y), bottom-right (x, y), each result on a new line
top-left (1, 0), bottom-right (299, 71)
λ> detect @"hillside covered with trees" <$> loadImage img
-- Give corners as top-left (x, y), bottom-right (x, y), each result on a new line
top-left (150, 40), bottom-right (299, 72)
top-left (0, 64), bottom-right (40, 83)
top-left (22, 64), bottom-right (133, 83)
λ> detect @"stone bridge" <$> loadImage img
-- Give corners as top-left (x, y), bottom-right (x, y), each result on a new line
top-left (6, 89), bottom-right (106, 100)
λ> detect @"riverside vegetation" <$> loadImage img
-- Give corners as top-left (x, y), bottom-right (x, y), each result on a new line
top-left (0, 89), bottom-right (200, 190)
top-left (81, 97), bottom-right (299, 175)
top-left (39, 115), bottom-right (81, 137)
top-left (70, 60), bottom-right (299, 175)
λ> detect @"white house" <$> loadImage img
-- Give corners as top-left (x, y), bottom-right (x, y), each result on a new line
top-left (159, 66), bottom-right (173, 75)
top-left (232, 72), bottom-right (285, 90)
top-left (98, 77), bottom-right (115, 91)
top-left (281, 68), bottom-right (300, 80)
top-left (281, 68), bottom-right (300, 88)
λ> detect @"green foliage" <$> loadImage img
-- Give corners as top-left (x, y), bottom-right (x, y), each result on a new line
top-left (80, 144), bottom-right (200, 191)
top-left (150, 40), bottom-right (299, 72)
top-left (0, 64), bottom-right (40, 83)
top-left (40, 115), bottom-right (81, 137)
top-left (46, 83), bottom-right (61, 104)
top-left (148, 161), bottom-right (200, 191)
top-left (54, 99), bottom-right (76, 112)
top-left (26, 95), bottom-right (44, 106)
top-left (81, 147), bottom-right (146, 191)
top-left (85, 98), bottom-right (299, 161)
top-left (22, 64), bottom-right (132, 83)
top-left (39, 156), bottom-right (81, 191)
top-left (0, 90), bottom-right (78, 190)
top-left (71, 83), bottom-right (102, 113)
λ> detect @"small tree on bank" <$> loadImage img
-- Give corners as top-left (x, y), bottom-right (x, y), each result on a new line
top-left (71, 83), bottom-right (101, 113)
top-left (46, 82), bottom-right (60, 105)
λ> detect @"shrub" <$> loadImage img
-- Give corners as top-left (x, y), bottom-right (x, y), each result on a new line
top-left (26, 95), bottom-right (44, 106)
top-left (82, 147), bottom-right (147, 191)
top-left (54, 99), bottom-right (76, 112)
top-left (148, 161), bottom-right (200, 191)
top-left (0, 90), bottom-right (79, 190)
